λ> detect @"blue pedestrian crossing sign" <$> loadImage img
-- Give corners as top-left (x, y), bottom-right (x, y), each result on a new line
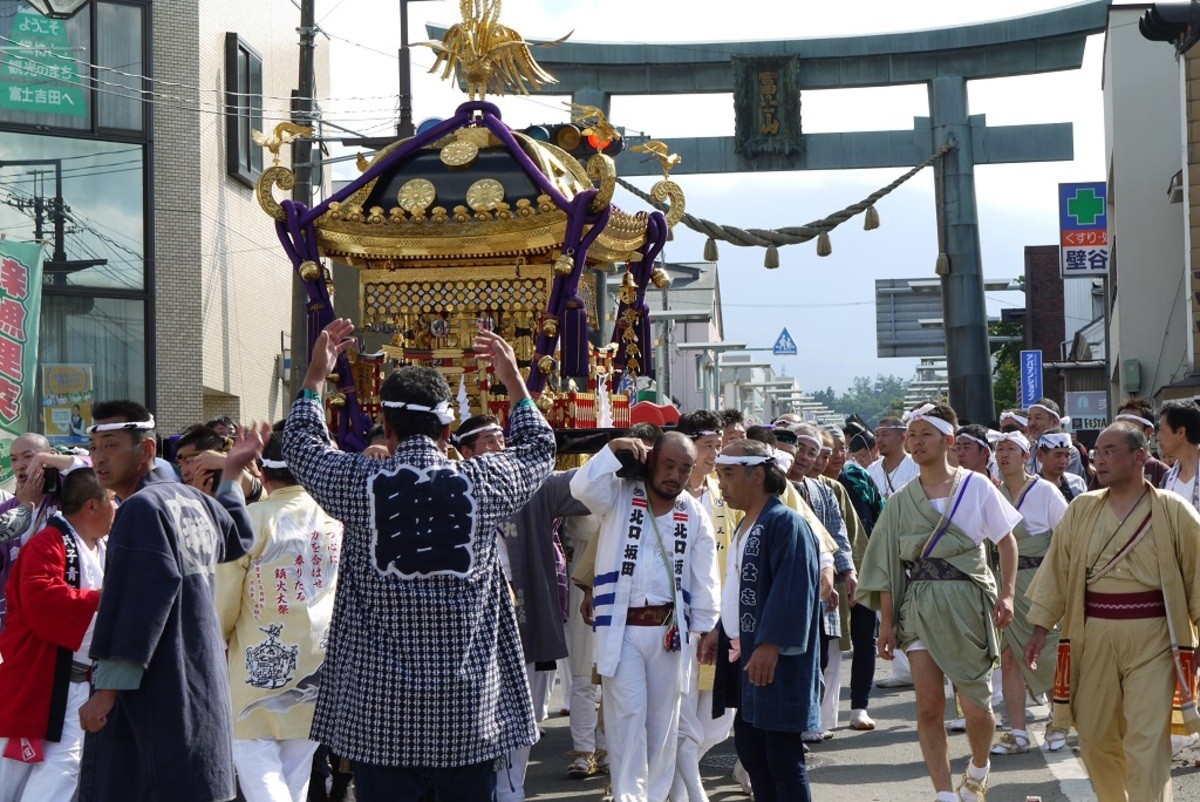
top-left (773, 328), bottom-right (798, 356)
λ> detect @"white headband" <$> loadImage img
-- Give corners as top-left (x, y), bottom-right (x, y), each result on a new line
top-left (1038, 432), bottom-right (1072, 450)
top-left (1029, 403), bottom-right (1061, 421)
top-left (690, 429), bottom-right (722, 439)
top-left (795, 434), bottom-right (822, 451)
top-left (1115, 413), bottom-right (1155, 429)
top-left (716, 453), bottom-right (775, 466)
top-left (773, 448), bottom-right (795, 473)
top-left (818, 446), bottom-right (831, 456)
top-left (381, 399), bottom-right (455, 425)
top-left (88, 416), bottom-right (156, 434)
top-left (993, 432), bottom-right (1031, 452)
top-left (453, 422), bottom-right (503, 445)
top-left (1000, 411), bottom-right (1028, 427)
top-left (956, 431), bottom-right (991, 450)
top-left (260, 458), bottom-right (288, 470)
top-left (904, 404), bottom-right (956, 436)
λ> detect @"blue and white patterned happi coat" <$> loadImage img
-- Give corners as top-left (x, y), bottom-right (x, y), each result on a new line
top-left (283, 398), bottom-right (556, 768)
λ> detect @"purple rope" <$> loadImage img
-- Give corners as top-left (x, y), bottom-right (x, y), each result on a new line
top-left (921, 472), bottom-right (972, 559)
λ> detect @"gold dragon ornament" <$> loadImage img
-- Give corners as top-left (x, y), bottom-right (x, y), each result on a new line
top-left (421, 0), bottom-right (570, 100)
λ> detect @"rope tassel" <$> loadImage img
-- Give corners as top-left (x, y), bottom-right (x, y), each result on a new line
top-left (764, 245), bottom-right (780, 269)
top-left (816, 231), bottom-right (832, 257)
top-left (703, 237), bottom-right (719, 262)
top-left (864, 205), bottom-right (880, 230)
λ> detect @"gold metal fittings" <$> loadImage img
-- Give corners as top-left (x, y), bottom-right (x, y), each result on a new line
top-left (466, 178), bottom-right (506, 212)
top-left (440, 139), bottom-right (479, 168)
top-left (397, 178), bottom-right (437, 214)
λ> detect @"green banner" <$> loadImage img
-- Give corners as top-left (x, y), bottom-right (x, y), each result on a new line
top-left (732, 55), bottom-right (803, 158)
top-left (0, 240), bottom-right (44, 486)
top-left (0, 8), bottom-right (88, 118)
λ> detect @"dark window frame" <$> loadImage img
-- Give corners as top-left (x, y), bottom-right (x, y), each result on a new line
top-left (224, 32), bottom-right (263, 188)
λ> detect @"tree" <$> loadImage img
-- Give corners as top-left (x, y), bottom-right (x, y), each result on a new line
top-left (816, 374), bottom-right (909, 427)
top-left (990, 320), bottom-right (1023, 418)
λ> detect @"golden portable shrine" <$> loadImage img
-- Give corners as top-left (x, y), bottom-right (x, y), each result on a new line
top-left (255, 7), bottom-right (684, 450)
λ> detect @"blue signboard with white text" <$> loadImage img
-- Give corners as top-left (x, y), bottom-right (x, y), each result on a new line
top-left (1019, 350), bottom-right (1043, 408)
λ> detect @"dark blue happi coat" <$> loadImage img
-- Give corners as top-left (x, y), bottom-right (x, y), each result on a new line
top-left (736, 495), bottom-right (822, 733)
top-left (83, 468), bottom-right (251, 802)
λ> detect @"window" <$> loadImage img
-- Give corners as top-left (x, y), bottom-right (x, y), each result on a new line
top-left (225, 33), bottom-right (262, 187)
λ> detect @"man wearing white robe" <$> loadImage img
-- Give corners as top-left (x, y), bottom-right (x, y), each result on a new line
top-left (570, 432), bottom-right (720, 802)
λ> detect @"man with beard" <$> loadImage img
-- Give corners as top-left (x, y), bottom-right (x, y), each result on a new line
top-left (570, 432), bottom-right (720, 802)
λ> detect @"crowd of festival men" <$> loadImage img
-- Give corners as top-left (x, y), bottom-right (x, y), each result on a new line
top-left (0, 320), bottom-right (1198, 802)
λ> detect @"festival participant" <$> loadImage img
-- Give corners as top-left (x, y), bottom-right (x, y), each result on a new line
top-left (281, 320), bottom-right (555, 802)
top-left (868, 416), bottom-right (919, 499)
top-left (1113, 397), bottom-right (1170, 487)
top-left (562, 514), bottom-right (607, 780)
top-left (670, 410), bottom-right (734, 802)
top-left (1037, 431), bottom-right (1087, 502)
top-left (1159, 400), bottom-right (1200, 503)
top-left (569, 432), bottom-right (720, 802)
top-left (1026, 422), bottom-right (1200, 802)
top-left (987, 432), bottom-right (1068, 756)
top-left (793, 425), bottom-right (856, 740)
top-left (77, 400), bottom-right (257, 802)
top-left (858, 402), bottom-right (1021, 802)
top-left (954, 424), bottom-right (993, 478)
top-left (844, 416), bottom-right (878, 469)
top-left (999, 410), bottom-right (1029, 436)
top-left (1026, 399), bottom-right (1085, 479)
top-left (702, 438), bottom-right (821, 802)
top-left (821, 424), bottom-right (883, 731)
top-left (720, 410), bottom-right (746, 447)
top-left (175, 424), bottom-right (263, 501)
top-left (0, 434), bottom-right (86, 628)
top-left (454, 413), bottom-right (589, 802)
top-left (0, 469), bottom-right (114, 801)
top-left (216, 429), bottom-right (344, 802)
top-left (867, 415), bottom-right (920, 690)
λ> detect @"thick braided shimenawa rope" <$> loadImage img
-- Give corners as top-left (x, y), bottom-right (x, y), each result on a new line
top-left (617, 138), bottom-right (958, 251)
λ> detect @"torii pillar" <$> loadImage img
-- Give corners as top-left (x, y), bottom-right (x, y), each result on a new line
top-left (433, 0), bottom-right (1110, 424)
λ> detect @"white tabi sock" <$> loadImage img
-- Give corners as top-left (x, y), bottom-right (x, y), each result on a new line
top-left (966, 759), bottom-right (990, 780)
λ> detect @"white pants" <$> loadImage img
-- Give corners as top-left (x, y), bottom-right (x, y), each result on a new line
top-left (821, 647), bottom-right (844, 731)
top-left (603, 624), bottom-right (684, 802)
top-left (0, 681), bottom-right (88, 802)
top-left (233, 737), bottom-right (319, 802)
top-left (670, 637), bottom-right (734, 802)
top-left (567, 581), bottom-right (605, 753)
top-left (496, 663), bottom-right (549, 802)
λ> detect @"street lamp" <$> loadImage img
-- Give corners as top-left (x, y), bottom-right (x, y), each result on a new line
top-left (25, 0), bottom-right (89, 18)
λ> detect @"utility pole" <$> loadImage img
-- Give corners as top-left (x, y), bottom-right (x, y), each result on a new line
top-left (290, 0), bottom-right (317, 398)
top-left (398, 0), bottom-right (436, 138)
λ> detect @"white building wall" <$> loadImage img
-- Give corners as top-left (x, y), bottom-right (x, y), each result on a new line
top-left (155, 0), bottom-right (330, 432)
top-left (1104, 6), bottom-right (1188, 401)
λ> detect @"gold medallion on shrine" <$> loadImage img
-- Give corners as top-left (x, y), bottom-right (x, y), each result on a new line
top-left (440, 139), bottom-right (479, 168)
top-left (397, 178), bottom-right (436, 214)
top-left (466, 179), bottom-right (506, 212)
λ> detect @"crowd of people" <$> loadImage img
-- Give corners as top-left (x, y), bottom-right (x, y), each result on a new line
top-left (0, 320), bottom-right (1198, 802)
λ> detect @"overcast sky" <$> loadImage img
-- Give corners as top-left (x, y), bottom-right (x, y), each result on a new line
top-left (316, 0), bottom-right (1106, 395)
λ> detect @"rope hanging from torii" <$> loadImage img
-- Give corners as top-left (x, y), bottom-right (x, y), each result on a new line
top-left (616, 138), bottom-right (958, 269)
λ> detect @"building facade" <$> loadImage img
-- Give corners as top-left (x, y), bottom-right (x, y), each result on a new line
top-left (0, 0), bottom-right (329, 443)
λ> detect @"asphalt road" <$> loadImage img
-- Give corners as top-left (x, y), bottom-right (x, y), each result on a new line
top-left (522, 653), bottom-right (1200, 801)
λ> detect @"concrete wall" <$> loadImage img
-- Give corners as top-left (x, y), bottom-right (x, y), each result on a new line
top-left (154, 0), bottom-right (330, 433)
top-left (1104, 7), bottom-right (1188, 402)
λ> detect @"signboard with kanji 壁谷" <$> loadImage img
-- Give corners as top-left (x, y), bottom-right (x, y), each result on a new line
top-left (1058, 182), bottom-right (1109, 278)
top-left (0, 8), bottom-right (87, 119)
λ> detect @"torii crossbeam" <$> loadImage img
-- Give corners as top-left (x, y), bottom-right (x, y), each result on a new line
top-left (430, 0), bottom-right (1110, 424)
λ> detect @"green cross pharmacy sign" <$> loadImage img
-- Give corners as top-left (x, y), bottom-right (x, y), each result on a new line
top-left (0, 8), bottom-right (87, 118)
top-left (1058, 182), bottom-right (1109, 279)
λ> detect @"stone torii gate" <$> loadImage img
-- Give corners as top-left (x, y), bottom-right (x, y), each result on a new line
top-left (433, 0), bottom-right (1109, 425)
